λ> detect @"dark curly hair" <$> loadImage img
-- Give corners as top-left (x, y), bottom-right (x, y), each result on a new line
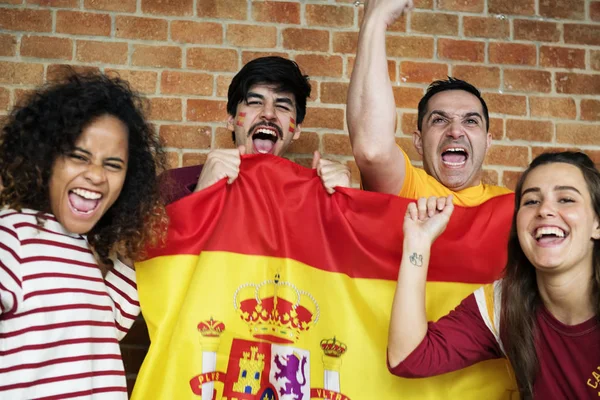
top-left (0, 72), bottom-right (168, 263)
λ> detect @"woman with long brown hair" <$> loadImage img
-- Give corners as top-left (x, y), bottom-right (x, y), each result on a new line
top-left (388, 151), bottom-right (600, 399)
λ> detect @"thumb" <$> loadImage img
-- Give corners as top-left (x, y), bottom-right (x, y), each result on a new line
top-left (238, 145), bottom-right (246, 156)
top-left (311, 150), bottom-right (321, 169)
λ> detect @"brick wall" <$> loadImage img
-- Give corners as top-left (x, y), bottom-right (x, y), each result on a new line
top-left (1, 0), bottom-right (599, 394)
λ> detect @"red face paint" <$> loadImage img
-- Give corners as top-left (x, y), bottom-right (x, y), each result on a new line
top-left (236, 112), bottom-right (246, 127)
top-left (289, 117), bottom-right (296, 133)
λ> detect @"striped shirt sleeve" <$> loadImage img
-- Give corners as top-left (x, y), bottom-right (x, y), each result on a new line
top-left (104, 259), bottom-right (140, 340)
top-left (0, 217), bottom-right (23, 316)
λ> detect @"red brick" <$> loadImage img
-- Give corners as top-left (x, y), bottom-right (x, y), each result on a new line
top-left (283, 28), bottom-right (329, 52)
top-left (28, 0), bottom-right (78, 7)
top-left (0, 0), bottom-right (22, 4)
top-left (295, 55), bottom-right (342, 78)
top-left (539, 0), bottom-right (584, 20)
top-left (452, 65), bottom-right (500, 89)
top-left (105, 69), bottom-right (157, 94)
top-left (142, 0), bottom-right (192, 15)
top-left (592, 2), bottom-right (600, 21)
top-left (182, 153), bottom-right (208, 167)
top-left (132, 45), bottom-right (181, 69)
top-left (20, 36), bottom-right (72, 60)
top-left (503, 69), bottom-right (551, 93)
top-left (581, 99), bottom-right (600, 121)
top-left (187, 99), bottom-right (227, 122)
top-left (76, 41), bottom-right (128, 65)
top-left (171, 21), bottom-right (222, 45)
top-left (556, 73), bottom-right (600, 95)
top-left (564, 24), bottom-right (600, 46)
top-left (306, 4), bottom-right (353, 27)
top-left (160, 71), bottom-right (212, 96)
top-left (393, 86), bottom-right (424, 109)
top-left (410, 12), bottom-right (458, 35)
top-left (414, 0), bottom-right (434, 8)
top-left (287, 156), bottom-right (312, 169)
top-left (486, 145), bottom-right (529, 167)
top-left (187, 48), bottom-right (238, 72)
top-left (0, 62), bottom-right (43, 85)
top-left (84, 0), bottom-right (136, 12)
top-left (159, 125), bottom-right (211, 149)
top-left (46, 64), bottom-right (100, 82)
top-left (332, 32), bottom-right (357, 54)
top-left (253, 1), bottom-right (300, 24)
top-left (116, 16), bottom-right (167, 41)
top-left (0, 34), bottom-right (17, 57)
top-left (540, 46), bottom-right (585, 69)
top-left (303, 107), bottom-right (345, 130)
top-left (346, 159), bottom-right (361, 185)
top-left (357, 8), bottom-right (406, 31)
top-left (0, 9), bottom-right (51, 32)
top-left (489, 43), bottom-right (536, 66)
top-left (56, 11), bottom-right (111, 36)
top-left (488, 117), bottom-right (504, 140)
top-left (216, 75), bottom-right (233, 97)
top-left (502, 170), bottom-right (522, 191)
top-left (196, 0), bottom-right (247, 20)
top-left (227, 25), bottom-right (277, 48)
top-left (513, 19), bottom-right (560, 42)
top-left (532, 147), bottom-right (600, 166)
top-left (463, 16), bottom-right (509, 39)
top-left (165, 152), bottom-right (180, 169)
top-left (437, 0), bottom-right (483, 12)
top-left (593, 51), bottom-right (600, 71)
top-left (557, 124), bottom-right (597, 145)
top-left (14, 88), bottom-right (37, 107)
top-left (483, 93), bottom-right (527, 116)
top-left (321, 82), bottom-right (348, 105)
top-left (400, 61), bottom-right (448, 84)
top-left (437, 39), bottom-right (484, 62)
top-left (0, 87), bottom-right (10, 112)
top-left (400, 113), bottom-right (418, 135)
top-left (489, 0), bottom-right (534, 15)
top-left (323, 133), bottom-right (352, 156)
top-left (288, 131), bottom-right (319, 154)
top-left (387, 36), bottom-right (434, 59)
top-left (214, 127), bottom-right (236, 149)
top-left (506, 119), bottom-right (553, 142)
top-left (347, 57), bottom-right (396, 82)
top-left (241, 51), bottom-right (288, 66)
top-left (149, 98), bottom-right (182, 121)
top-left (482, 169), bottom-right (499, 186)
top-left (530, 97), bottom-right (576, 119)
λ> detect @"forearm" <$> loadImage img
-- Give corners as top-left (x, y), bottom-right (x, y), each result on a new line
top-left (388, 237), bottom-right (431, 367)
top-left (104, 259), bottom-right (140, 340)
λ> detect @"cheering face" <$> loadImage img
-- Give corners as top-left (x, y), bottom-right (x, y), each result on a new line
top-left (414, 90), bottom-right (491, 191)
top-left (48, 114), bottom-right (129, 234)
top-left (228, 84), bottom-right (301, 156)
top-left (517, 162), bottom-right (600, 276)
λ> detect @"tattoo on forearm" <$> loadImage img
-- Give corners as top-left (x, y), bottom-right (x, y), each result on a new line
top-left (409, 252), bottom-right (423, 267)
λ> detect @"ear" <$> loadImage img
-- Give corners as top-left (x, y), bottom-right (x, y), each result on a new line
top-left (292, 124), bottom-right (302, 141)
top-left (226, 115), bottom-right (235, 131)
top-left (592, 220), bottom-right (600, 240)
top-left (486, 131), bottom-right (492, 152)
top-left (413, 130), bottom-right (424, 156)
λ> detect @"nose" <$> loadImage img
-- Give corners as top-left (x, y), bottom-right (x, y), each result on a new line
top-left (446, 119), bottom-right (464, 139)
top-left (259, 101), bottom-right (276, 121)
top-left (83, 163), bottom-right (107, 185)
top-left (537, 199), bottom-right (556, 218)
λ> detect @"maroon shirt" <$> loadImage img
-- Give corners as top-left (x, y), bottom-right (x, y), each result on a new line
top-left (389, 294), bottom-right (600, 399)
top-left (159, 165), bottom-right (203, 205)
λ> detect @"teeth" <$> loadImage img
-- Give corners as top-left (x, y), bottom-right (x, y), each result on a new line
top-left (446, 148), bottom-right (466, 153)
top-left (534, 226), bottom-right (565, 239)
top-left (72, 188), bottom-right (102, 200)
top-left (255, 128), bottom-right (277, 136)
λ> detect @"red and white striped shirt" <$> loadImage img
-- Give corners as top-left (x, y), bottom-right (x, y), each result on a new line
top-left (0, 209), bottom-right (140, 399)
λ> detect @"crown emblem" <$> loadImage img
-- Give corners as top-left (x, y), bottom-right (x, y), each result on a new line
top-left (197, 317), bottom-right (225, 338)
top-left (320, 336), bottom-right (347, 358)
top-left (234, 273), bottom-right (319, 344)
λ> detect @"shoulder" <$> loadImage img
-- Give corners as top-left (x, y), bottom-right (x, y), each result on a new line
top-left (473, 280), bottom-right (505, 351)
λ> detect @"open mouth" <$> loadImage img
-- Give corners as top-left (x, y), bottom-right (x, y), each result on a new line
top-left (441, 147), bottom-right (469, 167)
top-left (68, 188), bottom-right (102, 215)
top-left (534, 226), bottom-right (567, 244)
top-left (250, 125), bottom-right (282, 154)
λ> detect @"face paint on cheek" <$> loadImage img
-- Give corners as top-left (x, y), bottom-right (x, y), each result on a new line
top-left (236, 112), bottom-right (246, 127)
top-left (289, 117), bottom-right (296, 134)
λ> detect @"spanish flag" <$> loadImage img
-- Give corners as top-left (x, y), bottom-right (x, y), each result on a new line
top-left (133, 155), bottom-right (517, 400)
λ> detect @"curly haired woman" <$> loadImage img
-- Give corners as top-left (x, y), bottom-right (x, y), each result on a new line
top-left (0, 73), bottom-right (167, 399)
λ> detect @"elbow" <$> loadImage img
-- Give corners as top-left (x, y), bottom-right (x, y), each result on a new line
top-left (352, 144), bottom-right (387, 168)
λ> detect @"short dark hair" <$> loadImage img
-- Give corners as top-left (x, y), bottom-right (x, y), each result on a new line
top-left (417, 77), bottom-right (489, 132)
top-left (0, 73), bottom-right (168, 263)
top-left (227, 56), bottom-right (311, 124)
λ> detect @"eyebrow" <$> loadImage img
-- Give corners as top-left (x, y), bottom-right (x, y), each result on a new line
top-left (521, 185), bottom-right (582, 196)
top-left (246, 92), bottom-right (294, 106)
top-left (73, 147), bottom-right (125, 164)
top-left (428, 110), bottom-right (483, 121)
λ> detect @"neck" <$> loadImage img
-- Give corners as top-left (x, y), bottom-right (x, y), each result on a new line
top-left (536, 268), bottom-right (595, 325)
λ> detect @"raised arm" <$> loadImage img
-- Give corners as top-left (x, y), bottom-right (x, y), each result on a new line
top-left (388, 195), bottom-right (453, 367)
top-left (347, 0), bottom-right (413, 195)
